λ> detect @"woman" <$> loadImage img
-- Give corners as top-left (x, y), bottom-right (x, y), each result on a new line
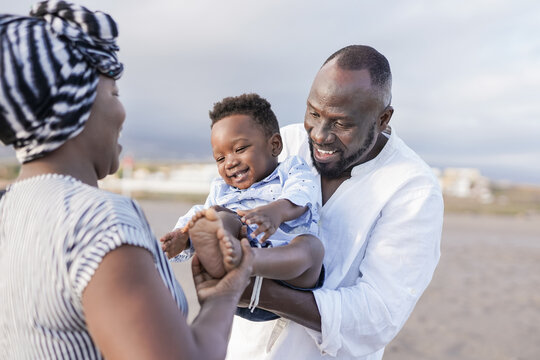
top-left (0, 1), bottom-right (252, 359)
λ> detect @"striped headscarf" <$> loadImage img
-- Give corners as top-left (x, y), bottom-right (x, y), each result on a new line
top-left (0, 0), bottom-right (123, 163)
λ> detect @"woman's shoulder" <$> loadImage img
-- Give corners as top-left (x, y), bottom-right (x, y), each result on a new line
top-left (74, 184), bottom-right (148, 231)
top-left (28, 174), bottom-right (149, 233)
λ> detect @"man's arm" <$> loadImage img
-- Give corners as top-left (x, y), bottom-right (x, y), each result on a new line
top-left (315, 188), bottom-right (443, 357)
top-left (240, 186), bottom-right (443, 357)
top-left (238, 278), bottom-right (321, 331)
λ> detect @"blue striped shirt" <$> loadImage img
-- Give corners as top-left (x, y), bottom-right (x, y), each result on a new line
top-left (0, 174), bottom-right (188, 359)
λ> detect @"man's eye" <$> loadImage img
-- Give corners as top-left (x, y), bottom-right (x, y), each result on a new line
top-left (334, 121), bottom-right (349, 129)
top-left (310, 112), bottom-right (319, 118)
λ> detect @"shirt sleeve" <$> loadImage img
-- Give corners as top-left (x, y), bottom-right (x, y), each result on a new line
top-left (277, 156), bottom-right (320, 233)
top-left (67, 200), bottom-right (158, 304)
top-left (308, 185), bottom-right (443, 357)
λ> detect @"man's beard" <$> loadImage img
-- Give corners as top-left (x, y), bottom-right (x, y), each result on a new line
top-left (309, 123), bottom-right (376, 179)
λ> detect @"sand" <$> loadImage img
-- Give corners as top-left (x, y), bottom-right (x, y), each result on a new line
top-left (139, 199), bottom-right (540, 360)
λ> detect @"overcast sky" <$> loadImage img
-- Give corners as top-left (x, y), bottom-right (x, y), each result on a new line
top-left (1, 0), bottom-right (539, 184)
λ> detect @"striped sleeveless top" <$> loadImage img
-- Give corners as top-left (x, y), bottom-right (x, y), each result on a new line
top-left (0, 174), bottom-right (188, 359)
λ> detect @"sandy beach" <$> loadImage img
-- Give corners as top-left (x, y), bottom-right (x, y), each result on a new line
top-left (139, 199), bottom-right (540, 360)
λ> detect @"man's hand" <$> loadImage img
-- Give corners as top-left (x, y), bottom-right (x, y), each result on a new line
top-left (236, 275), bottom-right (322, 331)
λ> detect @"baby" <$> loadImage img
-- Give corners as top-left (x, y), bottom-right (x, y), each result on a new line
top-left (161, 93), bottom-right (324, 320)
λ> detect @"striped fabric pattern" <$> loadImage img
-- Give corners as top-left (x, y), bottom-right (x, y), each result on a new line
top-left (0, 1), bottom-right (123, 164)
top-left (0, 174), bottom-right (188, 359)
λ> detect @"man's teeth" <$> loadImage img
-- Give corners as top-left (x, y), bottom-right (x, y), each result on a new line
top-left (318, 149), bottom-right (335, 155)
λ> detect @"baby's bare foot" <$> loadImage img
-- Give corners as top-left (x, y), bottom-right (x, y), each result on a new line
top-left (219, 230), bottom-right (242, 272)
top-left (188, 208), bottom-right (227, 278)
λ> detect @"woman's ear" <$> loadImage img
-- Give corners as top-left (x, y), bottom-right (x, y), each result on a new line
top-left (269, 133), bottom-right (283, 157)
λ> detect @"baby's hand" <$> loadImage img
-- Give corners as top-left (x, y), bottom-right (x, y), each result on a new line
top-left (160, 228), bottom-right (189, 259)
top-left (237, 206), bottom-right (282, 243)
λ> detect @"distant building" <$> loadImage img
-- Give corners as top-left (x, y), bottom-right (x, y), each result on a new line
top-left (100, 162), bottom-right (218, 196)
top-left (100, 160), bottom-right (494, 204)
top-left (439, 167), bottom-right (493, 203)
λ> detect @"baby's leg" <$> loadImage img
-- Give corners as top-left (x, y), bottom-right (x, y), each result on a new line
top-left (252, 234), bottom-right (324, 289)
top-left (188, 208), bottom-right (243, 278)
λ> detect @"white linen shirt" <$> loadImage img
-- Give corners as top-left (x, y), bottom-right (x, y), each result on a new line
top-left (172, 155), bottom-right (320, 262)
top-left (226, 123), bottom-right (443, 359)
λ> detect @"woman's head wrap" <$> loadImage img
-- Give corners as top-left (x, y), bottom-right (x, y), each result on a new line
top-left (0, 0), bottom-right (123, 163)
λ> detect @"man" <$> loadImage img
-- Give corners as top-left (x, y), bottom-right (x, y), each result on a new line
top-left (226, 45), bottom-right (444, 359)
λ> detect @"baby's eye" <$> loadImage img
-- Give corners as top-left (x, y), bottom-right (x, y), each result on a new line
top-left (236, 146), bottom-right (248, 153)
top-left (215, 157), bottom-right (224, 163)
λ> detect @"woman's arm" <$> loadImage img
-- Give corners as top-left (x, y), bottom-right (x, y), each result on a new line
top-left (83, 240), bottom-right (253, 360)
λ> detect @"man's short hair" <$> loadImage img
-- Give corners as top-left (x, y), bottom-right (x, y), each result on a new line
top-left (209, 93), bottom-right (280, 138)
top-left (324, 45), bottom-right (392, 106)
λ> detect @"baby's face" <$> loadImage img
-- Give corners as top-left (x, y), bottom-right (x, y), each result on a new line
top-left (211, 114), bottom-right (279, 189)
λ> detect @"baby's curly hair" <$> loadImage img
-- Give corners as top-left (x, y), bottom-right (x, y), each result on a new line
top-left (209, 93), bottom-right (280, 138)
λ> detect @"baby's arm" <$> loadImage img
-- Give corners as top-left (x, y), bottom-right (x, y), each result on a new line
top-left (160, 179), bottom-right (223, 260)
top-left (159, 203), bottom-right (206, 260)
top-left (237, 200), bottom-right (307, 243)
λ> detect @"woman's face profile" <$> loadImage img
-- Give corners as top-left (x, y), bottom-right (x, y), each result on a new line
top-left (82, 76), bottom-right (126, 179)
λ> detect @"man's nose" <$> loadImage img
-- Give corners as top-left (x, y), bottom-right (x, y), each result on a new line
top-left (311, 121), bottom-right (333, 144)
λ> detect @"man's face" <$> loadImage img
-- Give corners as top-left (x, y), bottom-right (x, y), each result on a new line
top-left (304, 61), bottom-right (387, 179)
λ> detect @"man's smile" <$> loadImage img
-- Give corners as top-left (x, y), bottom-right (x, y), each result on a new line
top-left (312, 144), bottom-right (341, 163)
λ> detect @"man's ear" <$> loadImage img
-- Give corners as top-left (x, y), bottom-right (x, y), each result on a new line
top-left (378, 105), bottom-right (394, 131)
top-left (269, 133), bottom-right (283, 157)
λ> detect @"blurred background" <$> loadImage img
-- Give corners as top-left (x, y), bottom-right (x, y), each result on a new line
top-left (1, 0), bottom-right (539, 184)
top-left (1, 1), bottom-right (539, 359)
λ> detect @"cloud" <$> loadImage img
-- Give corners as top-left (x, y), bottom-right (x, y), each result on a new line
top-left (1, 0), bottom-right (539, 184)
